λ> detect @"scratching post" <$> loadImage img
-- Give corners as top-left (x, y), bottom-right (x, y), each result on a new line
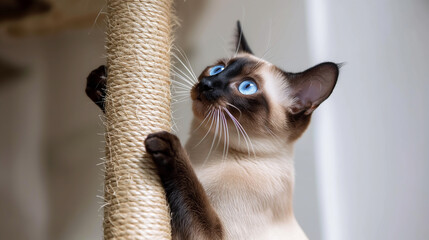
top-left (104, 0), bottom-right (173, 239)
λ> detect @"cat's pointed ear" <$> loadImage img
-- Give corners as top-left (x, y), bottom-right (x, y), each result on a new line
top-left (286, 62), bottom-right (340, 115)
top-left (235, 21), bottom-right (253, 54)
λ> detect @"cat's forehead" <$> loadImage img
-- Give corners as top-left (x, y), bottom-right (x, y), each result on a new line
top-left (223, 53), bottom-right (270, 67)
top-left (235, 52), bottom-right (267, 62)
top-left (211, 53), bottom-right (273, 78)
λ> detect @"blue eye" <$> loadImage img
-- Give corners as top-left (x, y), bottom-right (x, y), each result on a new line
top-left (209, 65), bottom-right (225, 76)
top-left (238, 80), bottom-right (258, 95)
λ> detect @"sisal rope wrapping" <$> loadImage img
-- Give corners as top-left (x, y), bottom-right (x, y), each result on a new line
top-left (104, 0), bottom-right (173, 239)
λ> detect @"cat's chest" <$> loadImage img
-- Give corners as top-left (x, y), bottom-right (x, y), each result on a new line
top-left (194, 160), bottom-right (293, 238)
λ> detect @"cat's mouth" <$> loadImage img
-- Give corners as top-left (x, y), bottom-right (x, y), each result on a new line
top-left (192, 96), bottom-right (226, 118)
top-left (191, 85), bottom-right (227, 120)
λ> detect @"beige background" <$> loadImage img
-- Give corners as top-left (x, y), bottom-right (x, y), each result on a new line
top-left (1, 0), bottom-right (428, 240)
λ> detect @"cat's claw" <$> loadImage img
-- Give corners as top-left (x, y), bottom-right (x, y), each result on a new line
top-left (145, 131), bottom-right (181, 176)
top-left (85, 65), bottom-right (107, 112)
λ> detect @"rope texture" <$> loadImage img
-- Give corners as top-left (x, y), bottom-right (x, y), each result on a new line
top-left (104, 0), bottom-right (173, 239)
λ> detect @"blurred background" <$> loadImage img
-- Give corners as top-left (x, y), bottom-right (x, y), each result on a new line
top-left (0, 0), bottom-right (428, 239)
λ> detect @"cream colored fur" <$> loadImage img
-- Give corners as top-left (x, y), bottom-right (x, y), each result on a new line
top-left (185, 120), bottom-right (308, 240)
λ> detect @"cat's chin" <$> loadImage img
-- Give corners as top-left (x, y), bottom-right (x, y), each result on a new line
top-left (191, 99), bottom-right (226, 121)
top-left (191, 99), bottom-right (210, 120)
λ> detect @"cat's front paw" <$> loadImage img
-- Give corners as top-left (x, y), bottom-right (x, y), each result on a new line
top-left (85, 65), bottom-right (107, 112)
top-left (145, 131), bottom-right (182, 177)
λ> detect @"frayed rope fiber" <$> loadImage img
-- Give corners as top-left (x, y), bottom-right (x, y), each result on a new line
top-left (104, 0), bottom-right (173, 239)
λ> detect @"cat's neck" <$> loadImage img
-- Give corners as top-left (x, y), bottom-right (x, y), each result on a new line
top-left (185, 118), bottom-right (295, 166)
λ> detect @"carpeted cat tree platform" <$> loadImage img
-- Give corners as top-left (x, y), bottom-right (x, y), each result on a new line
top-left (103, 0), bottom-right (173, 239)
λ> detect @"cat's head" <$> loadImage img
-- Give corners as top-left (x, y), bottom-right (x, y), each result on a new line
top-left (191, 21), bottom-right (339, 143)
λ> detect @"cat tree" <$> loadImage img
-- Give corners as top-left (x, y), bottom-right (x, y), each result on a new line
top-left (104, 0), bottom-right (173, 239)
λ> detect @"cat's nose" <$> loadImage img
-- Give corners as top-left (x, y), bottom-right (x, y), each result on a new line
top-left (198, 78), bottom-right (224, 101)
top-left (200, 78), bottom-right (214, 92)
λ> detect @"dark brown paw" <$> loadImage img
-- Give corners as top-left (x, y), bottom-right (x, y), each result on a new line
top-left (85, 65), bottom-right (107, 112)
top-left (145, 131), bottom-right (182, 177)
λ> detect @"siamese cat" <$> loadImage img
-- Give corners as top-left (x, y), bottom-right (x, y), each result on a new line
top-left (86, 21), bottom-right (339, 240)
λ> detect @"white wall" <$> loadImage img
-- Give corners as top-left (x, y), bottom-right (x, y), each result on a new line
top-left (0, 29), bottom-right (105, 240)
top-left (0, 38), bottom-right (48, 240)
top-left (307, 1), bottom-right (429, 239)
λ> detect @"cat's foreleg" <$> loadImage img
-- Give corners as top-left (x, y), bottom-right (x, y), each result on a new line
top-left (85, 65), bottom-right (107, 112)
top-left (145, 131), bottom-right (223, 240)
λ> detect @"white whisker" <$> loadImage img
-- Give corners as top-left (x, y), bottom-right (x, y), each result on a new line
top-left (172, 92), bottom-right (190, 97)
top-left (221, 109), bottom-right (229, 160)
top-left (234, 27), bottom-right (243, 57)
top-left (215, 108), bottom-right (223, 151)
top-left (172, 64), bottom-right (197, 85)
top-left (172, 47), bottom-right (197, 77)
top-left (171, 83), bottom-right (192, 91)
top-left (172, 54), bottom-right (197, 82)
top-left (172, 92), bottom-right (191, 97)
top-left (171, 71), bottom-right (195, 89)
top-left (225, 108), bottom-right (256, 158)
top-left (171, 73), bottom-right (195, 90)
top-left (172, 48), bottom-right (198, 81)
top-left (220, 110), bottom-right (226, 160)
top-left (171, 98), bottom-right (190, 105)
top-left (172, 90), bottom-right (191, 96)
top-left (193, 108), bottom-right (216, 148)
top-left (225, 109), bottom-right (249, 155)
top-left (205, 108), bottom-right (221, 164)
top-left (170, 78), bottom-right (193, 90)
top-left (226, 102), bottom-right (242, 119)
top-left (193, 106), bottom-right (214, 132)
top-left (262, 18), bottom-right (273, 61)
